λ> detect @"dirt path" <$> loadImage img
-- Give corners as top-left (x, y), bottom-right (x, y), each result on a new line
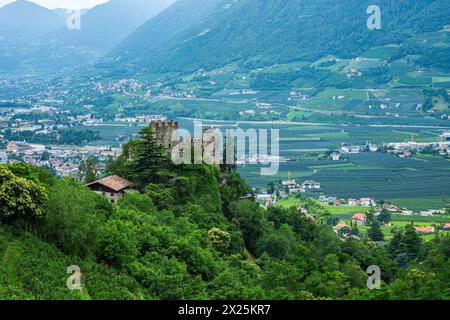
top-left (2, 241), bottom-right (20, 285)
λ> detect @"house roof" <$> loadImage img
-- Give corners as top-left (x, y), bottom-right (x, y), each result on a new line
top-left (333, 224), bottom-right (351, 231)
top-left (352, 213), bottom-right (367, 221)
top-left (415, 226), bottom-right (435, 233)
top-left (87, 175), bottom-right (132, 192)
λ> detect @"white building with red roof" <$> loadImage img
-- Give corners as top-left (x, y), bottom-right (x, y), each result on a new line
top-left (352, 213), bottom-right (367, 226)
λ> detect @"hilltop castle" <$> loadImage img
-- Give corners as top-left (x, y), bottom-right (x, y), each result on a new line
top-left (149, 119), bottom-right (179, 152)
top-left (149, 119), bottom-right (223, 166)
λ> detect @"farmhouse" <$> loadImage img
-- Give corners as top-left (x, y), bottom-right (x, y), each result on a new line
top-left (383, 203), bottom-right (401, 212)
top-left (330, 152), bottom-right (341, 161)
top-left (319, 196), bottom-right (341, 206)
top-left (341, 145), bottom-right (361, 154)
top-left (288, 186), bottom-right (306, 194)
top-left (352, 213), bottom-right (367, 226)
top-left (415, 226), bottom-right (435, 234)
top-left (401, 209), bottom-right (413, 216)
top-left (360, 198), bottom-right (375, 207)
top-left (333, 224), bottom-right (351, 234)
top-left (86, 175), bottom-right (133, 203)
top-left (282, 179), bottom-right (297, 186)
top-left (420, 211), bottom-right (434, 217)
top-left (348, 197), bottom-right (376, 207)
top-left (302, 180), bottom-right (321, 189)
top-left (368, 144), bottom-right (379, 152)
top-left (255, 194), bottom-right (277, 208)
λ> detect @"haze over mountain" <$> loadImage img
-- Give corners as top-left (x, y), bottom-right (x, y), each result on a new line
top-left (49, 0), bottom-right (177, 51)
top-left (0, 0), bottom-right (175, 74)
top-left (107, 0), bottom-right (450, 76)
top-left (0, 0), bottom-right (64, 44)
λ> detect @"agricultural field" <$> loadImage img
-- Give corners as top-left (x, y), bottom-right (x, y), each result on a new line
top-left (276, 196), bottom-right (450, 242)
top-left (320, 204), bottom-right (374, 215)
top-left (230, 121), bottom-right (450, 211)
top-left (354, 221), bottom-right (450, 242)
top-left (71, 123), bottom-right (147, 146)
top-left (386, 197), bottom-right (450, 211)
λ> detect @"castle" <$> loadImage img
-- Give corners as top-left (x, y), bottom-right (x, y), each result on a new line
top-left (149, 119), bottom-right (223, 166)
top-left (149, 119), bottom-right (179, 152)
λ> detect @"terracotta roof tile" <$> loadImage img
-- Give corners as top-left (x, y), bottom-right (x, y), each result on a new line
top-left (87, 175), bottom-right (132, 192)
top-left (415, 226), bottom-right (435, 233)
top-left (352, 213), bottom-right (367, 221)
top-left (333, 224), bottom-right (351, 231)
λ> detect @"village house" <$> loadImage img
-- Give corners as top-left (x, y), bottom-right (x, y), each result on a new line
top-left (443, 223), bottom-right (450, 230)
top-left (420, 210), bottom-right (434, 217)
top-left (401, 209), bottom-right (413, 216)
top-left (428, 209), bottom-right (446, 214)
top-left (368, 143), bottom-right (379, 152)
top-left (255, 193), bottom-right (277, 208)
top-left (302, 180), bottom-right (321, 189)
top-left (415, 226), bottom-right (435, 234)
top-left (330, 152), bottom-right (341, 161)
top-left (348, 197), bottom-right (376, 207)
top-left (282, 178), bottom-right (297, 186)
top-left (281, 175), bottom-right (306, 194)
top-left (383, 203), bottom-right (401, 212)
top-left (86, 175), bottom-right (133, 204)
top-left (333, 224), bottom-right (352, 235)
top-left (289, 186), bottom-right (305, 194)
top-left (318, 195), bottom-right (341, 206)
top-left (341, 145), bottom-right (361, 154)
top-left (352, 213), bottom-right (367, 226)
top-left (360, 198), bottom-right (376, 207)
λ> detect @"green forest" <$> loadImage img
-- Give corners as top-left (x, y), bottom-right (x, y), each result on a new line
top-left (0, 128), bottom-right (449, 300)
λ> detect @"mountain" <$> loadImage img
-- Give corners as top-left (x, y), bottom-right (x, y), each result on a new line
top-left (0, 0), bottom-right (175, 75)
top-left (107, 0), bottom-right (225, 64)
top-left (49, 0), bottom-right (177, 51)
top-left (0, 0), bottom-right (65, 44)
top-left (108, 0), bottom-right (450, 75)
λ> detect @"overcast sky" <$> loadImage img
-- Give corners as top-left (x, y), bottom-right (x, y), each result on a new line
top-left (0, 0), bottom-right (110, 9)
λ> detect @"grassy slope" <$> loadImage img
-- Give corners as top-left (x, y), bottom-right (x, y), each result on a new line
top-left (0, 226), bottom-right (140, 300)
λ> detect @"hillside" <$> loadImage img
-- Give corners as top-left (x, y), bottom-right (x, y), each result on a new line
top-left (0, 129), bottom-right (450, 300)
top-left (48, 0), bottom-right (176, 51)
top-left (0, 0), bottom-right (64, 44)
top-left (108, 0), bottom-right (450, 75)
top-left (0, 0), bottom-right (175, 74)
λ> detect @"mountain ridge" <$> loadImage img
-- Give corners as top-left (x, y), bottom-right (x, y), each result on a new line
top-left (0, 0), bottom-right (65, 43)
top-left (106, 0), bottom-right (450, 76)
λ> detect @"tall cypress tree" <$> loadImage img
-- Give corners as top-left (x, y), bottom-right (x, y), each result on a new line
top-left (368, 220), bottom-right (384, 242)
top-left (130, 127), bottom-right (169, 187)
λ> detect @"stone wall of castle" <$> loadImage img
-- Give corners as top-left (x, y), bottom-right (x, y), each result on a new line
top-left (149, 120), bottom-right (179, 152)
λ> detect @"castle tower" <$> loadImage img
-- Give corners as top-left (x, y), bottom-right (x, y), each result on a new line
top-left (149, 120), bottom-right (179, 153)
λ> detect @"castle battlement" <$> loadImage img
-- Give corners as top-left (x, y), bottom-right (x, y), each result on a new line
top-left (149, 120), bottom-right (178, 128)
top-left (149, 119), bottom-right (179, 152)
